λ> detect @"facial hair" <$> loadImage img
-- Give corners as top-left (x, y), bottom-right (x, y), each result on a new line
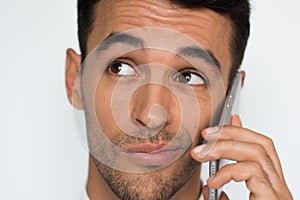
top-left (92, 151), bottom-right (199, 200)
top-left (89, 127), bottom-right (202, 200)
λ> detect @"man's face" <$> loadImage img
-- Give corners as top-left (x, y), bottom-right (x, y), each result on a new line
top-left (79, 0), bottom-right (232, 199)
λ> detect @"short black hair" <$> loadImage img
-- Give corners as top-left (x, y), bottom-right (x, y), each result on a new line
top-left (77, 0), bottom-right (250, 83)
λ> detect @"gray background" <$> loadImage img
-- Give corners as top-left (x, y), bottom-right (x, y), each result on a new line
top-left (0, 0), bottom-right (299, 199)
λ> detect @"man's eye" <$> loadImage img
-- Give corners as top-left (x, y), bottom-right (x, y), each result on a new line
top-left (175, 70), bottom-right (205, 86)
top-left (107, 61), bottom-right (136, 76)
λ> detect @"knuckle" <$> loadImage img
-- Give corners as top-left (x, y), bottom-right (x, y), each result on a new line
top-left (253, 143), bottom-right (267, 157)
top-left (264, 136), bottom-right (276, 150)
top-left (252, 143), bottom-right (276, 170)
top-left (247, 175), bottom-right (270, 194)
top-left (264, 154), bottom-right (274, 167)
top-left (249, 162), bottom-right (263, 175)
top-left (247, 171), bottom-right (270, 192)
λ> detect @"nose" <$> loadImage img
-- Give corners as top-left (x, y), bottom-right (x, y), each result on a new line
top-left (147, 104), bottom-right (167, 129)
top-left (130, 83), bottom-right (176, 131)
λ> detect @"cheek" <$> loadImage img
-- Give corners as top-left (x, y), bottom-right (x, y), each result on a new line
top-left (196, 90), bottom-right (213, 127)
top-left (94, 77), bottom-right (119, 139)
top-left (198, 101), bottom-right (212, 127)
top-left (192, 91), bottom-right (213, 145)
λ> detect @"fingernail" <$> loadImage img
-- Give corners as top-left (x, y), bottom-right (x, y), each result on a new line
top-left (192, 145), bottom-right (206, 154)
top-left (205, 126), bottom-right (220, 135)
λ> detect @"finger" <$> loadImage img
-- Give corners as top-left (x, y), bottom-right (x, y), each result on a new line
top-left (203, 126), bottom-right (270, 149)
top-left (191, 140), bottom-right (281, 187)
top-left (202, 185), bottom-right (208, 200)
top-left (220, 191), bottom-right (230, 200)
top-left (230, 115), bottom-right (242, 127)
top-left (207, 162), bottom-right (277, 199)
top-left (202, 125), bottom-right (283, 179)
top-left (192, 140), bottom-right (271, 165)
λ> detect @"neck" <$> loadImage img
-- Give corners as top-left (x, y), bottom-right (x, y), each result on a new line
top-left (86, 156), bottom-right (202, 200)
top-left (86, 157), bottom-right (119, 200)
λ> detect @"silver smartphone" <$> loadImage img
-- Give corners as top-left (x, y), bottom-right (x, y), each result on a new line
top-left (208, 72), bottom-right (242, 200)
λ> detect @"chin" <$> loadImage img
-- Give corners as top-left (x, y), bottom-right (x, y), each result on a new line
top-left (93, 150), bottom-right (200, 200)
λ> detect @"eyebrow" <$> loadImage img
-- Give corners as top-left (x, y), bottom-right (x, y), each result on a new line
top-left (96, 32), bottom-right (145, 53)
top-left (177, 46), bottom-right (221, 71)
top-left (96, 33), bottom-right (221, 71)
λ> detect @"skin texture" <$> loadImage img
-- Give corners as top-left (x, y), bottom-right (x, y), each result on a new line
top-left (65, 0), bottom-right (293, 199)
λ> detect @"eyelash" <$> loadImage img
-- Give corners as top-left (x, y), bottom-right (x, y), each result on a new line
top-left (105, 59), bottom-right (136, 77)
top-left (105, 59), bottom-right (209, 87)
top-left (177, 68), bottom-right (208, 86)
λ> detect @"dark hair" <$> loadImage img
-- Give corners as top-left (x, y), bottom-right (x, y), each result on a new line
top-left (77, 0), bottom-right (250, 83)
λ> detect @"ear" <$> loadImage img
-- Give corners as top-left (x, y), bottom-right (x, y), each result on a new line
top-left (65, 48), bottom-right (83, 109)
top-left (240, 70), bottom-right (246, 87)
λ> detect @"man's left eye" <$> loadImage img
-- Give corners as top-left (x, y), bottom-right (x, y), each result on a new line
top-left (174, 70), bottom-right (205, 86)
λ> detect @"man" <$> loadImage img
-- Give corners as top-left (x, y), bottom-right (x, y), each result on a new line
top-left (65, 0), bottom-right (293, 199)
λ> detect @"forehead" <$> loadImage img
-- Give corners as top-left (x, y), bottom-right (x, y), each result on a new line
top-left (87, 0), bottom-right (232, 76)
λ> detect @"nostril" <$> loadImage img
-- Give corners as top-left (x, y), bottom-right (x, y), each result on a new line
top-left (135, 118), bottom-right (147, 126)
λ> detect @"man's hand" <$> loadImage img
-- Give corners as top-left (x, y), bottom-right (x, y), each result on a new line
top-left (191, 115), bottom-right (293, 200)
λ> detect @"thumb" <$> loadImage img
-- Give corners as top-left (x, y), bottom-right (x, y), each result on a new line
top-left (202, 185), bottom-right (230, 200)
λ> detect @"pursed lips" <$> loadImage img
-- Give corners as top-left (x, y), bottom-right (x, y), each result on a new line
top-left (123, 143), bottom-right (185, 166)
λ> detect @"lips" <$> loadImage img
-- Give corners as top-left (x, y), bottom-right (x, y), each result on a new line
top-left (123, 143), bottom-right (184, 166)
top-left (125, 143), bottom-right (168, 153)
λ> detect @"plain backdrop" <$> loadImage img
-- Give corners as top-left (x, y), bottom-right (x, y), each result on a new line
top-left (0, 0), bottom-right (299, 199)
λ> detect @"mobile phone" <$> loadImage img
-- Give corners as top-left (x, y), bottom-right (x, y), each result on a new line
top-left (208, 72), bottom-right (242, 200)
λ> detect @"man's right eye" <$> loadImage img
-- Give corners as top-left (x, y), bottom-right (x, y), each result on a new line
top-left (107, 61), bottom-right (136, 76)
